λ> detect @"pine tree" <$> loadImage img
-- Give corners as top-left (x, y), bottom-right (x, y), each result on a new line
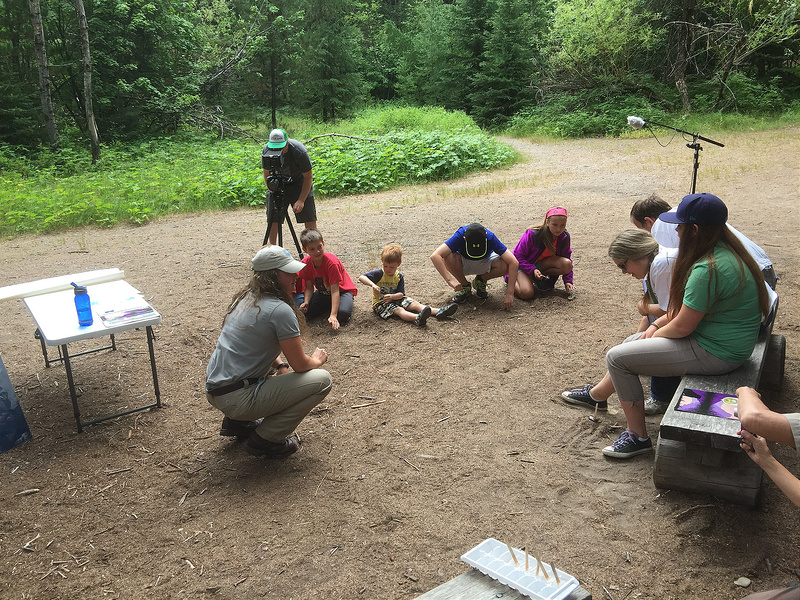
top-left (469, 0), bottom-right (536, 128)
top-left (394, 0), bottom-right (456, 106)
top-left (293, 0), bottom-right (366, 121)
top-left (442, 0), bottom-right (496, 113)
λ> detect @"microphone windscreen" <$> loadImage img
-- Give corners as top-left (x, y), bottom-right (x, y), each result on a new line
top-left (627, 116), bottom-right (645, 130)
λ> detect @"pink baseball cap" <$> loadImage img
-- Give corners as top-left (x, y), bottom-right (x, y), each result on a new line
top-left (546, 206), bottom-right (568, 219)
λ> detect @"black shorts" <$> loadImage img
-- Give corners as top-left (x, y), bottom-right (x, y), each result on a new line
top-left (266, 192), bottom-right (317, 225)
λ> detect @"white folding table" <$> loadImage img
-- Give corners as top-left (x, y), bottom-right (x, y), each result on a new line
top-left (22, 279), bottom-right (162, 432)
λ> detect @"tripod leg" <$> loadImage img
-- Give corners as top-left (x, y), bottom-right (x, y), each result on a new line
top-left (284, 205), bottom-right (304, 258)
top-left (263, 202), bottom-right (275, 246)
top-left (689, 141), bottom-right (702, 194)
top-left (263, 194), bottom-right (282, 246)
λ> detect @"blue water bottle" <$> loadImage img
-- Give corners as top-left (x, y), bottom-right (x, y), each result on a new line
top-left (70, 282), bottom-right (94, 326)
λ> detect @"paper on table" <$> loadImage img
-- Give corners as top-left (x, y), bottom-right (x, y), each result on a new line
top-left (99, 305), bottom-right (157, 326)
top-left (95, 286), bottom-right (157, 327)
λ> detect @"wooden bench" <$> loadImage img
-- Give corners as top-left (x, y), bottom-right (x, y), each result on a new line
top-left (652, 304), bottom-right (786, 507)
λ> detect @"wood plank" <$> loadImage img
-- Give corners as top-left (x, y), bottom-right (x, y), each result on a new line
top-left (414, 570), bottom-right (591, 600)
top-left (653, 437), bottom-right (762, 507)
top-left (760, 334), bottom-right (786, 390)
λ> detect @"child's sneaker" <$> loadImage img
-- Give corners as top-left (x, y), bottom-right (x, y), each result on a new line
top-left (644, 396), bottom-right (669, 415)
top-left (435, 303), bottom-right (458, 320)
top-left (602, 429), bottom-right (653, 459)
top-left (415, 305), bottom-right (432, 326)
top-left (473, 276), bottom-right (489, 298)
top-left (451, 282), bottom-right (472, 304)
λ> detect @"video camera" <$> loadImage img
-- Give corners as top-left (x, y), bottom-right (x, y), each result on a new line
top-left (261, 150), bottom-right (292, 193)
top-left (261, 146), bottom-right (300, 249)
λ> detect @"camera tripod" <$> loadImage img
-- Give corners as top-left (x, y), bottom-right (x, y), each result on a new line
top-left (262, 177), bottom-right (304, 258)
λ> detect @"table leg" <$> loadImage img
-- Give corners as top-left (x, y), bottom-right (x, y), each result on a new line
top-left (60, 343), bottom-right (83, 433)
top-left (146, 326), bottom-right (161, 407)
top-left (35, 328), bottom-right (56, 368)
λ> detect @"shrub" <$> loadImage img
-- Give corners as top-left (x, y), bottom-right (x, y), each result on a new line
top-left (0, 114), bottom-right (514, 237)
top-left (506, 91), bottom-right (670, 138)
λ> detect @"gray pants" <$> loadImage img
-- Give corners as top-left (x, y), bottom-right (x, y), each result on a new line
top-left (606, 332), bottom-right (741, 405)
top-left (207, 369), bottom-right (332, 442)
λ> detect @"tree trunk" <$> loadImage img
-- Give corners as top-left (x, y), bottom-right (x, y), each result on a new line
top-left (270, 53), bottom-right (277, 129)
top-left (714, 37), bottom-right (746, 110)
top-left (75, 0), bottom-right (100, 163)
top-left (673, 0), bottom-right (696, 114)
top-left (29, 0), bottom-right (58, 147)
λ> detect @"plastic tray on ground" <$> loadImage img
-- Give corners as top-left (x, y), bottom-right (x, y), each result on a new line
top-left (461, 538), bottom-right (579, 600)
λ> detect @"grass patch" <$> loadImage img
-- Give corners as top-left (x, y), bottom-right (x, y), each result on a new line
top-left (0, 108), bottom-right (513, 237)
top-left (506, 90), bottom-right (800, 139)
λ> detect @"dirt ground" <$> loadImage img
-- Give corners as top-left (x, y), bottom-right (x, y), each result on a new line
top-left (1, 128), bottom-right (798, 600)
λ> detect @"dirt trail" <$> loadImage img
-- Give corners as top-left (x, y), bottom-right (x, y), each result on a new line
top-left (0, 128), bottom-right (798, 599)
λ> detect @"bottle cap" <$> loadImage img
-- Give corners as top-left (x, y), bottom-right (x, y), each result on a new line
top-left (70, 282), bottom-right (88, 295)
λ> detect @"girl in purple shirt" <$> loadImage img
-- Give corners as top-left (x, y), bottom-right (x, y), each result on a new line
top-left (512, 206), bottom-right (575, 299)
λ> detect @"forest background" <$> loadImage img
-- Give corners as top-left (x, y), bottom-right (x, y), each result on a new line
top-left (1, 0), bottom-right (799, 235)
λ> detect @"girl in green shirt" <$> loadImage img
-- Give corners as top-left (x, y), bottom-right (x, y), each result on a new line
top-left (602, 193), bottom-right (770, 459)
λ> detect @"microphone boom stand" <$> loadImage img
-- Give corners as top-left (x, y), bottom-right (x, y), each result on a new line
top-left (641, 119), bottom-right (724, 194)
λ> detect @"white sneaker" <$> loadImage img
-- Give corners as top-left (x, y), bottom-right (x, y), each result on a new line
top-left (644, 396), bottom-right (668, 415)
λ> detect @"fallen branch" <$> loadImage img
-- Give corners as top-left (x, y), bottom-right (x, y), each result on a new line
top-left (401, 457), bottom-right (420, 472)
top-left (351, 399), bottom-right (386, 409)
top-left (305, 133), bottom-right (379, 144)
top-left (104, 467), bottom-right (132, 475)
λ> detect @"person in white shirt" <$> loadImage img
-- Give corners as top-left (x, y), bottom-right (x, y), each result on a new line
top-left (630, 194), bottom-right (777, 289)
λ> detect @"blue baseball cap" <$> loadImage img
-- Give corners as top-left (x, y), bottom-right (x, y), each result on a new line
top-left (659, 193), bottom-right (728, 226)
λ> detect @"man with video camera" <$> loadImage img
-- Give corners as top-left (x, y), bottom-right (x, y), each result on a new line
top-left (262, 128), bottom-right (317, 245)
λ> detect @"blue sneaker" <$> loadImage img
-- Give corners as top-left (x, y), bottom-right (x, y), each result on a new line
top-left (602, 429), bottom-right (653, 459)
top-left (435, 303), bottom-right (458, 320)
top-left (560, 384), bottom-right (608, 411)
top-left (415, 305), bottom-right (432, 326)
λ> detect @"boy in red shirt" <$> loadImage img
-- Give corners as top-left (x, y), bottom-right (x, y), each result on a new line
top-left (298, 229), bottom-right (358, 330)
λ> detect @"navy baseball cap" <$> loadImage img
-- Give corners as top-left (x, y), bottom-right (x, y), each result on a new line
top-left (464, 223), bottom-right (488, 259)
top-left (659, 193), bottom-right (728, 226)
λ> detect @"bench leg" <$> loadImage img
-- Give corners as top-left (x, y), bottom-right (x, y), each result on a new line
top-left (653, 435), bottom-right (763, 507)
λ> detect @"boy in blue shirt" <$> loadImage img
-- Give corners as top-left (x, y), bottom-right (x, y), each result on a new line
top-left (359, 244), bottom-right (457, 326)
top-left (430, 223), bottom-right (518, 309)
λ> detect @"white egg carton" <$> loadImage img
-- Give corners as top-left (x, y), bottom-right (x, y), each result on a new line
top-left (461, 538), bottom-right (580, 600)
